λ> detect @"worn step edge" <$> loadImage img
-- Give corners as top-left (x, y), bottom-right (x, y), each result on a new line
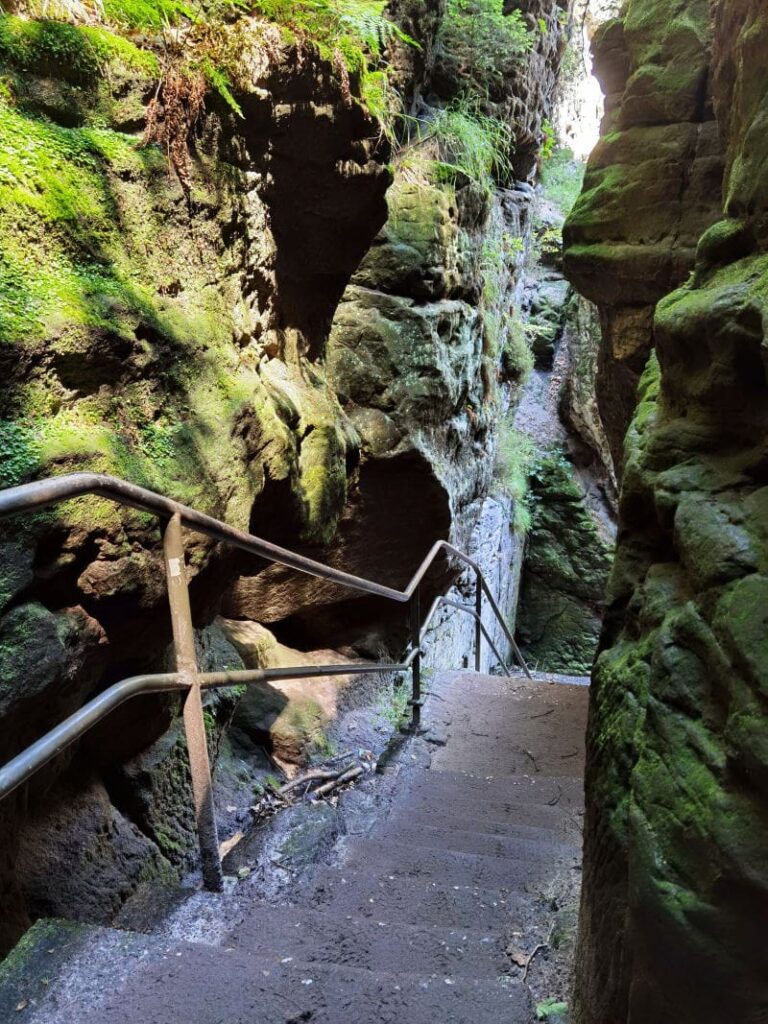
top-left (226, 901), bottom-right (511, 978)
top-left (377, 822), bottom-right (581, 860)
top-left (303, 866), bottom-right (551, 929)
top-left (20, 927), bottom-right (532, 1024)
top-left (337, 836), bottom-right (579, 890)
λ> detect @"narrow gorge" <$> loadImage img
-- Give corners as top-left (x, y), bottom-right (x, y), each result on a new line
top-left (0, 0), bottom-right (766, 1020)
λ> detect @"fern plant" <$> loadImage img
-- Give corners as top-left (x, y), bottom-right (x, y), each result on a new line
top-left (5, 0), bottom-right (412, 135)
top-left (400, 97), bottom-right (513, 191)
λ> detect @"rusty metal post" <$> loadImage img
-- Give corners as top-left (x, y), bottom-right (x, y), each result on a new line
top-left (163, 513), bottom-right (223, 892)
top-left (410, 587), bottom-right (422, 730)
top-left (475, 575), bottom-right (482, 672)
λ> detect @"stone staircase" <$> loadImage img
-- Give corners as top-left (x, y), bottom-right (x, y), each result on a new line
top-left (1, 671), bottom-right (588, 1024)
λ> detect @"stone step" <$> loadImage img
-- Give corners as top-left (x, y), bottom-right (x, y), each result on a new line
top-left (384, 806), bottom-right (580, 844)
top-left (396, 765), bottom-right (584, 805)
top-left (77, 940), bottom-right (532, 1024)
top-left (428, 737), bottom-right (586, 778)
top-left (423, 687), bottom-right (588, 778)
top-left (338, 836), bottom-right (579, 892)
top-left (304, 866), bottom-right (546, 931)
top-left (6, 918), bottom-right (532, 1024)
top-left (379, 821), bottom-right (580, 861)
top-left (388, 768), bottom-right (584, 834)
top-left (227, 901), bottom-right (510, 979)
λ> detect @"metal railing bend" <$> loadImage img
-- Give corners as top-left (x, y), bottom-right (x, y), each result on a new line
top-left (0, 472), bottom-right (531, 889)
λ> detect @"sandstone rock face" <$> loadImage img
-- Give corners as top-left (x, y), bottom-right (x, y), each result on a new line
top-left (560, 293), bottom-right (618, 508)
top-left (0, 29), bottom-right (389, 952)
top-left (570, 2), bottom-right (768, 1021)
top-left (563, 0), bottom-right (725, 472)
top-left (226, 1), bottom-right (571, 663)
top-left (0, 0), bottom-right (571, 955)
top-left (221, 618), bottom-right (362, 767)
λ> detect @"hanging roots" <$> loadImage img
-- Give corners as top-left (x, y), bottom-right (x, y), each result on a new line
top-left (144, 66), bottom-right (206, 192)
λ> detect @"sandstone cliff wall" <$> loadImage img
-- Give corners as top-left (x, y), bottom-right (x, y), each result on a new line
top-left (0, 0), bottom-right (570, 954)
top-left (563, 0), bottom-right (724, 472)
top-left (568, 1), bottom-right (768, 1020)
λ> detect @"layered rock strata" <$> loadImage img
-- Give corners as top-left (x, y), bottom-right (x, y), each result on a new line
top-left (563, 0), bottom-right (724, 472)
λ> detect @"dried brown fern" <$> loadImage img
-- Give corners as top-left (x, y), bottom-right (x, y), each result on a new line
top-left (144, 65), bottom-right (206, 192)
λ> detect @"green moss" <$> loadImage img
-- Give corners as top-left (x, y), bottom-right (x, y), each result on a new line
top-left (0, 15), bottom-right (158, 82)
top-left (0, 83), bottom-right (272, 527)
top-left (493, 420), bottom-right (534, 532)
top-left (298, 423), bottom-right (347, 544)
top-left (0, 99), bottom-right (161, 343)
top-left (518, 448), bottom-right (614, 673)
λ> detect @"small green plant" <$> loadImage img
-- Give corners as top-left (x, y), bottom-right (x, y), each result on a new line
top-left (494, 419), bottom-right (535, 533)
top-left (536, 998), bottom-right (568, 1021)
top-left (540, 118), bottom-right (556, 163)
top-left (380, 679), bottom-right (410, 727)
top-left (506, 232), bottom-right (524, 256)
top-left (534, 224), bottom-right (563, 264)
top-left (312, 732), bottom-right (338, 759)
top-left (438, 0), bottom-right (532, 86)
top-left (402, 97), bottom-right (513, 190)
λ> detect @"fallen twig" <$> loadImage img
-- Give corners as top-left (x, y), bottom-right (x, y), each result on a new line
top-left (530, 708), bottom-right (555, 720)
top-left (278, 767), bottom-right (344, 797)
top-left (324, 749), bottom-right (356, 766)
top-left (547, 783), bottom-right (562, 806)
top-left (523, 922), bottom-right (555, 983)
top-left (311, 765), bottom-right (364, 800)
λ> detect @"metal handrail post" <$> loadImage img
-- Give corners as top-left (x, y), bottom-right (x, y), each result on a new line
top-left (410, 587), bottom-right (422, 730)
top-left (163, 514), bottom-right (223, 892)
top-left (474, 574), bottom-right (482, 672)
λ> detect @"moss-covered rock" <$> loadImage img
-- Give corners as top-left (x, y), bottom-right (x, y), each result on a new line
top-left (563, 0), bottom-right (724, 472)
top-left (517, 450), bottom-right (613, 674)
top-left (0, 12), bottom-right (390, 955)
top-left (571, 3), bottom-right (768, 1020)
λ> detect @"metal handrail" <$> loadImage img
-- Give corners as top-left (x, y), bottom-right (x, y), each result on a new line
top-left (0, 472), bottom-right (530, 888)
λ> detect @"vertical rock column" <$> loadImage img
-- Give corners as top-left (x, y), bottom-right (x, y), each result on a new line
top-left (570, 2), bottom-right (768, 1021)
top-left (563, 0), bottom-right (724, 472)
